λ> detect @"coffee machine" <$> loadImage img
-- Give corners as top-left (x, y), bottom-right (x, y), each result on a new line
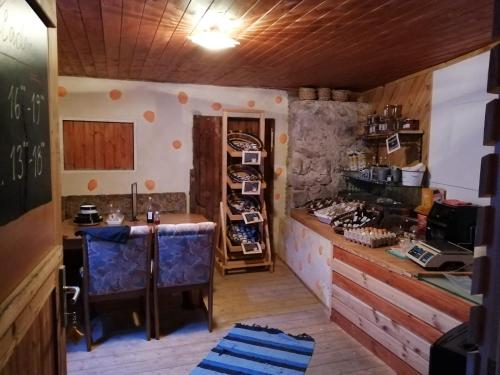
top-left (407, 202), bottom-right (478, 270)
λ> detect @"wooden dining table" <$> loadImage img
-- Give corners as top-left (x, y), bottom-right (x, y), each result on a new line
top-left (62, 213), bottom-right (209, 248)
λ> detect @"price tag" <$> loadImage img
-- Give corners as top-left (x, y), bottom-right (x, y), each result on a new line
top-left (241, 242), bottom-right (262, 255)
top-left (242, 150), bottom-right (262, 165)
top-left (242, 211), bottom-right (263, 224)
top-left (242, 181), bottom-right (261, 195)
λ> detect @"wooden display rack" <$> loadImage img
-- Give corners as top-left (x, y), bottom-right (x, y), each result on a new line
top-left (216, 109), bottom-right (273, 274)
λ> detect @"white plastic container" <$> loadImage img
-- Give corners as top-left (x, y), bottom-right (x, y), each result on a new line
top-left (402, 170), bottom-right (424, 186)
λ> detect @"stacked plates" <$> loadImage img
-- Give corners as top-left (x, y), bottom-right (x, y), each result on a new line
top-left (228, 165), bottom-right (262, 183)
top-left (227, 193), bottom-right (261, 214)
top-left (227, 132), bottom-right (263, 151)
top-left (73, 204), bottom-right (103, 225)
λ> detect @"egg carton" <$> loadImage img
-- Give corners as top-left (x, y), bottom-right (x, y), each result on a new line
top-left (343, 227), bottom-right (398, 248)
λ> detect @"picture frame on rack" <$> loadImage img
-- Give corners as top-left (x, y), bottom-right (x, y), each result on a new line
top-left (242, 211), bottom-right (263, 224)
top-left (241, 242), bottom-right (262, 255)
top-left (386, 133), bottom-right (401, 154)
top-left (242, 150), bottom-right (262, 165)
top-left (242, 180), bottom-right (261, 195)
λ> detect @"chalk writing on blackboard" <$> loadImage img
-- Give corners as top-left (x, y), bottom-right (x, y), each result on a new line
top-left (0, 0), bottom-right (51, 226)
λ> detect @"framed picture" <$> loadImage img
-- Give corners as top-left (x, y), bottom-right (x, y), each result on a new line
top-left (241, 242), bottom-right (262, 255)
top-left (242, 180), bottom-right (261, 195)
top-left (242, 211), bottom-right (263, 224)
top-left (386, 133), bottom-right (401, 154)
top-left (242, 150), bottom-right (262, 165)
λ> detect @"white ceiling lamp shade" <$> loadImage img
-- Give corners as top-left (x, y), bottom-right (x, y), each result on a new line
top-left (189, 27), bottom-right (240, 50)
top-left (189, 13), bottom-right (241, 50)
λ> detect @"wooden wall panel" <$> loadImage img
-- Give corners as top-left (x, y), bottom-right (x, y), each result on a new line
top-left (362, 72), bottom-right (432, 166)
top-left (62, 120), bottom-right (134, 170)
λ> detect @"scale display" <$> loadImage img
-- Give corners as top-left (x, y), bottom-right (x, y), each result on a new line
top-left (0, 0), bottom-right (51, 225)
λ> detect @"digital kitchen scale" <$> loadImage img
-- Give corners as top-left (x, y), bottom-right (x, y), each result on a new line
top-left (407, 240), bottom-right (474, 270)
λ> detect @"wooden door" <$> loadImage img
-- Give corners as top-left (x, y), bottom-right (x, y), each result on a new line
top-left (0, 1), bottom-right (65, 374)
top-left (190, 115), bottom-right (275, 230)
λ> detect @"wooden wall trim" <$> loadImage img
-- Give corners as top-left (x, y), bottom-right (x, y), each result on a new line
top-left (332, 284), bottom-right (431, 361)
top-left (332, 311), bottom-right (420, 375)
top-left (332, 258), bottom-right (461, 332)
top-left (334, 248), bottom-right (472, 321)
top-left (333, 299), bottom-right (428, 373)
top-left (333, 273), bottom-right (442, 343)
top-left (0, 246), bottom-right (62, 365)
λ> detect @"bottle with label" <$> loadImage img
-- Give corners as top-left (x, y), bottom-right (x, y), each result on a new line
top-left (146, 196), bottom-right (154, 224)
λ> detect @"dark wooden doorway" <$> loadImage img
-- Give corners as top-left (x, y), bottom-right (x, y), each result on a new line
top-left (190, 115), bottom-right (275, 241)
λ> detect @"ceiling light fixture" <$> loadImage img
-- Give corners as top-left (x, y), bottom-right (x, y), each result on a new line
top-left (189, 13), bottom-right (240, 50)
top-left (189, 28), bottom-right (240, 50)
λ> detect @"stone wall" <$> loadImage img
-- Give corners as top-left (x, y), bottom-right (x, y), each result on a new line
top-left (287, 100), bottom-right (372, 208)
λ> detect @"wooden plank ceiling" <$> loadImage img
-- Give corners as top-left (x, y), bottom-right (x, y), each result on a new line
top-left (57, 0), bottom-right (494, 90)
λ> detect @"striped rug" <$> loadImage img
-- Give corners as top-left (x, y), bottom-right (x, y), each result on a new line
top-left (191, 323), bottom-right (315, 374)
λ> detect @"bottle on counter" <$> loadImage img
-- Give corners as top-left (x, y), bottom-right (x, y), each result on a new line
top-left (146, 196), bottom-right (154, 224)
top-left (154, 211), bottom-right (161, 225)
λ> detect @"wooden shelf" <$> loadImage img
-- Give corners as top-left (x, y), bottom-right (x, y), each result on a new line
top-left (228, 181), bottom-right (267, 190)
top-left (227, 144), bottom-right (268, 158)
top-left (362, 130), bottom-right (423, 141)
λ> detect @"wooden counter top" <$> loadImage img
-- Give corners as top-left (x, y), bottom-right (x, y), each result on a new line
top-left (291, 208), bottom-right (431, 278)
top-left (63, 213), bottom-right (209, 241)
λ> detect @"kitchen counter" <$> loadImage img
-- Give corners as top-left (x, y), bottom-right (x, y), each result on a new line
top-left (291, 208), bottom-right (424, 278)
top-left (288, 208), bottom-right (475, 374)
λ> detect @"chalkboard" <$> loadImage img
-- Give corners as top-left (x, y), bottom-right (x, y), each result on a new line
top-left (0, 0), bottom-right (51, 226)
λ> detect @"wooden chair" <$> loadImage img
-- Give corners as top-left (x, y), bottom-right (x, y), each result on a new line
top-left (81, 226), bottom-right (152, 351)
top-left (153, 222), bottom-right (217, 339)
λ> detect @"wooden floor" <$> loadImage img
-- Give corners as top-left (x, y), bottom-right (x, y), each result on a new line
top-left (67, 260), bottom-right (394, 374)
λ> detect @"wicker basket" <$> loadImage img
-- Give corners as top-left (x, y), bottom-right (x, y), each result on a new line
top-left (317, 87), bottom-right (331, 101)
top-left (332, 89), bottom-right (350, 102)
top-left (299, 87), bottom-right (317, 100)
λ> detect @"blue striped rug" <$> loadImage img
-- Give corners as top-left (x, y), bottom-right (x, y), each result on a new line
top-left (191, 323), bottom-right (315, 374)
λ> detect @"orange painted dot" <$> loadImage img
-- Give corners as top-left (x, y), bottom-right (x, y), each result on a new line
top-left (247, 100), bottom-right (255, 108)
top-left (87, 179), bottom-right (97, 191)
top-left (178, 91), bottom-right (188, 104)
top-left (58, 86), bottom-right (67, 97)
top-left (278, 133), bottom-right (288, 144)
top-left (274, 193), bottom-right (281, 200)
top-left (211, 102), bottom-right (222, 111)
top-left (143, 111), bottom-right (155, 123)
top-left (109, 89), bottom-right (122, 100)
top-left (145, 179), bottom-right (155, 191)
top-left (172, 140), bottom-right (182, 149)
top-left (274, 167), bottom-right (283, 177)
top-left (275, 96), bottom-right (283, 104)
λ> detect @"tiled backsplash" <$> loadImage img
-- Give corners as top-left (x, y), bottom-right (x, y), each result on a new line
top-left (62, 192), bottom-right (186, 220)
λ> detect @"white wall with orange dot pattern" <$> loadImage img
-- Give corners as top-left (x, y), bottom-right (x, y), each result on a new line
top-left (58, 76), bottom-right (289, 254)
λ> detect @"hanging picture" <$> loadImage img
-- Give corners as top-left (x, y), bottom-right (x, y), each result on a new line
top-left (242, 180), bottom-right (261, 195)
top-left (242, 211), bottom-right (263, 224)
top-left (242, 150), bottom-right (262, 165)
top-left (241, 242), bottom-right (262, 255)
top-left (386, 133), bottom-right (401, 154)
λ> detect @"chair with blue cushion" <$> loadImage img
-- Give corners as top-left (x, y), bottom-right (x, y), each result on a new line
top-left (81, 225), bottom-right (152, 351)
top-left (153, 222), bottom-right (217, 339)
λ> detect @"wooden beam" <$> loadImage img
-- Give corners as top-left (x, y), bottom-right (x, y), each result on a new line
top-left (333, 273), bottom-right (442, 343)
top-left (334, 247), bottom-right (472, 322)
